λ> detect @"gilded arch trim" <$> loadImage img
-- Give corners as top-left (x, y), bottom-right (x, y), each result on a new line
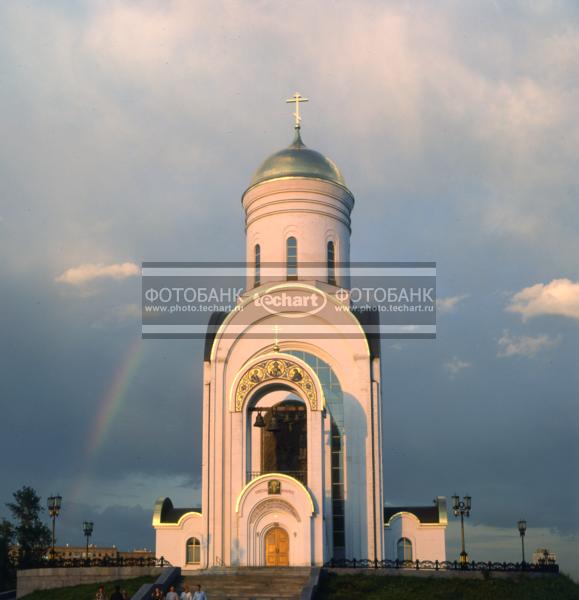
top-left (233, 355), bottom-right (321, 412)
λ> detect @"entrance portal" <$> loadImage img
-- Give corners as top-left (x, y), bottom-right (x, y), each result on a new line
top-left (265, 527), bottom-right (289, 566)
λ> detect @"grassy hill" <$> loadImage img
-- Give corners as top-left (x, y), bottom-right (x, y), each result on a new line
top-left (20, 576), bottom-right (154, 600)
top-left (315, 572), bottom-right (579, 600)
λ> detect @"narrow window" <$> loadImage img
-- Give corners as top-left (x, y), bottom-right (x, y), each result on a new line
top-left (327, 241), bottom-right (336, 285)
top-left (397, 537), bottom-right (412, 562)
top-left (186, 537), bottom-right (201, 564)
top-left (287, 237), bottom-right (297, 280)
top-left (254, 244), bottom-right (261, 287)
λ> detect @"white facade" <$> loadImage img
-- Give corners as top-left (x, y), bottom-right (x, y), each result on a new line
top-left (383, 498), bottom-right (448, 563)
top-left (153, 499), bottom-right (204, 568)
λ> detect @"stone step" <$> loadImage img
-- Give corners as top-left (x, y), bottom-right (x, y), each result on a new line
top-left (179, 591), bottom-right (304, 596)
top-left (181, 584), bottom-right (307, 592)
top-left (185, 587), bottom-right (305, 593)
top-left (182, 578), bottom-right (308, 584)
top-left (182, 569), bottom-right (311, 576)
top-left (196, 597), bottom-right (300, 600)
top-left (186, 589), bottom-right (304, 593)
top-left (180, 567), bottom-right (312, 600)
top-left (200, 597), bottom-right (300, 600)
top-left (187, 583), bottom-right (306, 587)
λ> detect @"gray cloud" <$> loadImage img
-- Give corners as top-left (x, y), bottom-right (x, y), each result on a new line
top-left (497, 330), bottom-right (561, 358)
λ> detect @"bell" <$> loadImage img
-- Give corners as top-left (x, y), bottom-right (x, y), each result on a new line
top-left (266, 409), bottom-right (281, 432)
top-left (254, 411), bottom-right (265, 428)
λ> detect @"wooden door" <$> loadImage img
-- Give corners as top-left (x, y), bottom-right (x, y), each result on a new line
top-left (265, 527), bottom-right (289, 566)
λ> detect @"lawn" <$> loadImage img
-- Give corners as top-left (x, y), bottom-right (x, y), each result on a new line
top-left (20, 576), bottom-right (154, 600)
top-left (315, 572), bottom-right (579, 600)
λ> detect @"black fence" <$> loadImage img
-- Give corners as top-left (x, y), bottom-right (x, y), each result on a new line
top-left (324, 558), bottom-right (559, 573)
top-left (20, 556), bottom-right (170, 570)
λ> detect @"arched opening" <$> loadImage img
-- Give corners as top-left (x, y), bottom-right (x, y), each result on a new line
top-left (265, 526), bottom-right (289, 566)
top-left (286, 236), bottom-right (297, 280)
top-left (186, 537), bottom-right (201, 564)
top-left (327, 240), bottom-right (336, 285)
top-left (259, 399), bottom-right (307, 484)
top-left (254, 244), bottom-right (261, 287)
top-left (397, 537), bottom-right (413, 562)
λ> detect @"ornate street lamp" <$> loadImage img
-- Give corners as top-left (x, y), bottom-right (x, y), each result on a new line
top-left (452, 494), bottom-right (471, 567)
top-left (83, 521), bottom-right (94, 561)
top-left (47, 495), bottom-right (62, 560)
top-left (518, 520), bottom-right (527, 565)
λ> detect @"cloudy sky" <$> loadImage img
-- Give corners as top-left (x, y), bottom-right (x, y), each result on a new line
top-left (1, 0), bottom-right (578, 578)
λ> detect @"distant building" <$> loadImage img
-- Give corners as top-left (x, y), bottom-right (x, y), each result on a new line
top-left (118, 548), bottom-right (155, 560)
top-left (8, 545), bottom-right (20, 563)
top-left (383, 497), bottom-right (447, 562)
top-left (533, 548), bottom-right (556, 565)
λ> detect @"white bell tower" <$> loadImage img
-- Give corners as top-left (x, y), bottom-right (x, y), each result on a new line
top-left (154, 97), bottom-right (384, 568)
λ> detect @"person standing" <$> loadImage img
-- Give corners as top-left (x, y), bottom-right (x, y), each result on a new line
top-left (151, 586), bottom-right (164, 599)
top-left (180, 584), bottom-right (193, 600)
top-left (95, 585), bottom-right (107, 600)
top-left (193, 584), bottom-right (207, 600)
top-left (166, 585), bottom-right (179, 600)
top-left (110, 585), bottom-right (124, 600)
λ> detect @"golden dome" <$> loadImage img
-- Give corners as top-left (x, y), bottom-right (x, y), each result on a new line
top-left (248, 129), bottom-right (347, 189)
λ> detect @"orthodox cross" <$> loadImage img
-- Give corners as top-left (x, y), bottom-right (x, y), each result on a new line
top-left (286, 92), bottom-right (309, 129)
top-left (273, 325), bottom-right (281, 352)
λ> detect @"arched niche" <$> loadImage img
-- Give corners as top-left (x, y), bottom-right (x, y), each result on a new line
top-left (231, 353), bottom-right (324, 413)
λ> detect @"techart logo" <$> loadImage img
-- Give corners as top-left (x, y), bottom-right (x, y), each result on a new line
top-left (254, 290), bottom-right (327, 318)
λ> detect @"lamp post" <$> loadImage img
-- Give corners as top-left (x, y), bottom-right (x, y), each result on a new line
top-left (517, 520), bottom-right (527, 565)
top-left (451, 494), bottom-right (471, 567)
top-left (83, 521), bottom-right (94, 562)
top-left (47, 495), bottom-right (62, 560)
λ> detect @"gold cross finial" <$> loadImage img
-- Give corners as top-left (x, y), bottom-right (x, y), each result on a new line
top-left (273, 325), bottom-right (281, 352)
top-left (286, 92), bottom-right (309, 129)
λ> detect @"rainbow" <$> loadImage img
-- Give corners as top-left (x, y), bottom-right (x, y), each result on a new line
top-left (68, 337), bottom-right (145, 505)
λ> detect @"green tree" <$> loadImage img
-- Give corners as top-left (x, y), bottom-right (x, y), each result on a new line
top-left (6, 486), bottom-right (51, 568)
top-left (0, 518), bottom-right (15, 591)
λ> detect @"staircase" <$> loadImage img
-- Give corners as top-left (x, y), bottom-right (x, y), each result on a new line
top-left (181, 567), bottom-right (314, 600)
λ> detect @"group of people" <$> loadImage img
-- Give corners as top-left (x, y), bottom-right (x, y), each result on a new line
top-left (95, 584), bottom-right (130, 600)
top-left (95, 583), bottom-right (207, 600)
top-left (152, 584), bottom-right (207, 600)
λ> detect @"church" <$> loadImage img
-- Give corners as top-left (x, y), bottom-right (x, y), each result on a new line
top-left (152, 95), bottom-right (447, 568)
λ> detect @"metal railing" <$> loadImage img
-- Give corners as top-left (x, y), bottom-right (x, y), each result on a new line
top-left (19, 556), bottom-right (171, 570)
top-left (246, 470), bottom-right (307, 485)
top-left (324, 558), bottom-right (559, 573)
